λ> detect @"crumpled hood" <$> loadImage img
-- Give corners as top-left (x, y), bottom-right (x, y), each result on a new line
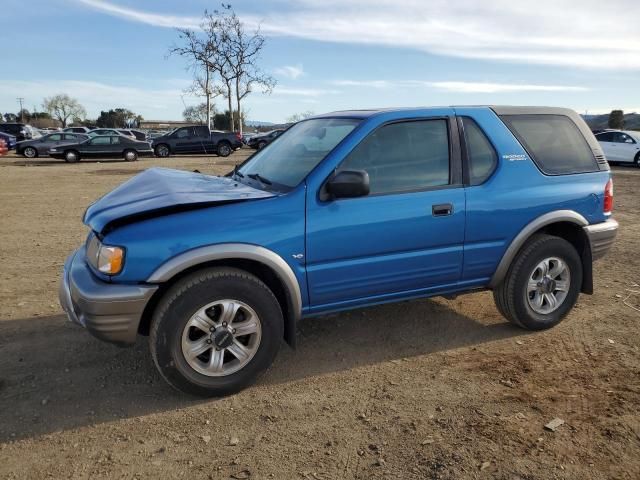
top-left (84, 167), bottom-right (275, 233)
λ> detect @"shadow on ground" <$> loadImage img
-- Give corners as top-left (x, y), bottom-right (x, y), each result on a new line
top-left (0, 297), bottom-right (522, 442)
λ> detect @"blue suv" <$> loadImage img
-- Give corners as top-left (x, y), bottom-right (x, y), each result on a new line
top-left (60, 106), bottom-right (618, 396)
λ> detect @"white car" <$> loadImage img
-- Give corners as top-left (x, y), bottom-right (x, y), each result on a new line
top-left (595, 130), bottom-right (640, 166)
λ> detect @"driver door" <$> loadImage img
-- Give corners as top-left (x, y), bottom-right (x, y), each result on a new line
top-left (305, 116), bottom-right (465, 311)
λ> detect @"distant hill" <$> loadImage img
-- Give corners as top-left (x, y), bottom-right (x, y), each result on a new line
top-left (581, 112), bottom-right (640, 131)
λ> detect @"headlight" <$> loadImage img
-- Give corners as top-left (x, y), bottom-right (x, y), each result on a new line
top-left (86, 235), bottom-right (125, 275)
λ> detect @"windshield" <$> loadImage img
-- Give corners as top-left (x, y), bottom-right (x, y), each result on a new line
top-left (237, 118), bottom-right (359, 190)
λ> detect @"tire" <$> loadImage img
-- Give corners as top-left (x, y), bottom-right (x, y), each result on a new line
top-left (634, 152), bottom-right (640, 167)
top-left (123, 149), bottom-right (138, 162)
top-left (155, 144), bottom-right (170, 158)
top-left (64, 150), bottom-right (80, 163)
top-left (258, 141), bottom-right (267, 150)
top-left (150, 267), bottom-right (284, 397)
top-left (23, 146), bottom-right (38, 158)
top-left (217, 141), bottom-right (232, 157)
top-left (493, 234), bottom-right (582, 330)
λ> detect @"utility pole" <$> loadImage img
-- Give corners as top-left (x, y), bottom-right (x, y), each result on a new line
top-left (17, 97), bottom-right (25, 122)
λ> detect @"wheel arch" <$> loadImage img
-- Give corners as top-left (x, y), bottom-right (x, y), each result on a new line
top-left (139, 244), bottom-right (302, 348)
top-left (489, 210), bottom-right (593, 293)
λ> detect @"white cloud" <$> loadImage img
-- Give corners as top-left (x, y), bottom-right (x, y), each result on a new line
top-left (274, 64), bottom-right (305, 80)
top-left (76, 0), bottom-right (200, 28)
top-left (331, 80), bottom-right (589, 93)
top-left (75, 0), bottom-right (640, 70)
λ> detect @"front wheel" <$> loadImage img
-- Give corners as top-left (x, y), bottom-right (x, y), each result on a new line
top-left (493, 234), bottom-right (582, 330)
top-left (634, 152), bottom-right (640, 168)
top-left (23, 146), bottom-right (38, 158)
top-left (150, 267), bottom-right (284, 397)
top-left (258, 141), bottom-right (267, 150)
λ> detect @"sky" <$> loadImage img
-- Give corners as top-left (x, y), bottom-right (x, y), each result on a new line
top-left (0, 0), bottom-right (638, 123)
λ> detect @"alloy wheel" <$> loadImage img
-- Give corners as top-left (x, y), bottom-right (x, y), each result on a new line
top-left (526, 257), bottom-right (571, 314)
top-left (181, 299), bottom-right (262, 377)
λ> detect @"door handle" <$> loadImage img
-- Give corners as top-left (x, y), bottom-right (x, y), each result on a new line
top-left (432, 203), bottom-right (453, 217)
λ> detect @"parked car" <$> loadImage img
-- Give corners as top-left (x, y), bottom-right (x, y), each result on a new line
top-left (17, 132), bottom-right (89, 158)
top-left (0, 131), bottom-right (17, 150)
top-left (88, 128), bottom-right (135, 139)
top-left (0, 123), bottom-right (38, 141)
top-left (63, 127), bottom-right (91, 134)
top-left (246, 129), bottom-right (285, 149)
top-left (151, 126), bottom-right (242, 157)
top-left (129, 129), bottom-right (147, 141)
top-left (60, 106), bottom-right (617, 397)
top-left (595, 130), bottom-right (640, 166)
top-left (48, 135), bottom-right (153, 162)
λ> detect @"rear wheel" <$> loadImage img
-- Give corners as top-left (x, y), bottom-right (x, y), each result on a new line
top-left (123, 149), bottom-right (138, 162)
top-left (493, 234), bottom-right (582, 330)
top-left (64, 150), bottom-right (80, 163)
top-left (150, 267), bottom-right (284, 397)
top-left (258, 141), bottom-right (267, 150)
top-left (217, 141), bottom-right (232, 157)
top-left (634, 152), bottom-right (640, 167)
top-left (23, 146), bottom-right (38, 158)
top-left (155, 144), bottom-right (170, 157)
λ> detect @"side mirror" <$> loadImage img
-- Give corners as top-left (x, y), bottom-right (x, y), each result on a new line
top-left (325, 170), bottom-right (370, 199)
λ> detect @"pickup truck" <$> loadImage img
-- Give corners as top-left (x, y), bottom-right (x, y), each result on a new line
top-left (60, 106), bottom-right (618, 397)
top-left (151, 125), bottom-right (243, 158)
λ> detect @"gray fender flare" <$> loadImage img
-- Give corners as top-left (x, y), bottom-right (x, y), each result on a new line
top-left (489, 210), bottom-right (589, 288)
top-left (147, 244), bottom-right (303, 343)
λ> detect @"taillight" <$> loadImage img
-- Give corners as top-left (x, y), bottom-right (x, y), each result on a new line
top-left (604, 178), bottom-right (613, 213)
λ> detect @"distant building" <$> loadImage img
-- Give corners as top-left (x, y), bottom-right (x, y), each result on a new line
top-left (139, 120), bottom-right (194, 129)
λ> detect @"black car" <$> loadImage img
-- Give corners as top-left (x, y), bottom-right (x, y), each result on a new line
top-left (247, 129), bottom-right (285, 149)
top-left (47, 135), bottom-right (153, 163)
top-left (151, 125), bottom-right (242, 157)
top-left (0, 123), bottom-right (38, 142)
top-left (17, 132), bottom-right (89, 158)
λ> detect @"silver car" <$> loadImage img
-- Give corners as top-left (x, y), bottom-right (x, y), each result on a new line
top-left (17, 132), bottom-right (89, 158)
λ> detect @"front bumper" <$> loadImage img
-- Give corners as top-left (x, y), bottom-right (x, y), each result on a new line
top-left (59, 247), bottom-right (158, 346)
top-left (584, 218), bottom-right (619, 261)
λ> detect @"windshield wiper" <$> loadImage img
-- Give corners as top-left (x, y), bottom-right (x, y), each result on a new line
top-left (247, 173), bottom-right (272, 185)
top-left (233, 165), bottom-right (244, 178)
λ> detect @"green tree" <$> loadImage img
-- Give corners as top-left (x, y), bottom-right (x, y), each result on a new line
top-left (608, 110), bottom-right (624, 129)
top-left (96, 108), bottom-right (142, 128)
top-left (213, 110), bottom-right (243, 131)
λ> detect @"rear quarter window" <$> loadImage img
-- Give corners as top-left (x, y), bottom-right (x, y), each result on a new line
top-left (501, 114), bottom-right (598, 175)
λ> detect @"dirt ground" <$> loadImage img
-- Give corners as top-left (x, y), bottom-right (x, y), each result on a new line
top-left (0, 150), bottom-right (638, 480)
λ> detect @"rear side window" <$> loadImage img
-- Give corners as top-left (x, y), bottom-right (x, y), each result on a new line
top-left (596, 132), bottom-right (614, 142)
top-left (339, 119), bottom-right (450, 195)
top-left (461, 117), bottom-right (497, 185)
top-left (501, 115), bottom-right (598, 175)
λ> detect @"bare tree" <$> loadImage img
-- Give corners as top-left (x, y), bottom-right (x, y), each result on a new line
top-left (42, 94), bottom-right (86, 128)
top-left (287, 111), bottom-right (316, 123)
top-left (183, 103), bottom-right (210, 124)
top-left (218, 5), bottom-right (275, 135)
top-left (169, 16), bottom-right (220, 130)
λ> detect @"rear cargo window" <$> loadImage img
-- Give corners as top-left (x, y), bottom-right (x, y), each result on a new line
top-left (501, 114), bottom-right (598, 175)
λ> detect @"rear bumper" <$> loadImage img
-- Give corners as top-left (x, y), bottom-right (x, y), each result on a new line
top-left (584, 218), bottom-right (618, 261)
top-left (59, 248), bottom-right (158, 346)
